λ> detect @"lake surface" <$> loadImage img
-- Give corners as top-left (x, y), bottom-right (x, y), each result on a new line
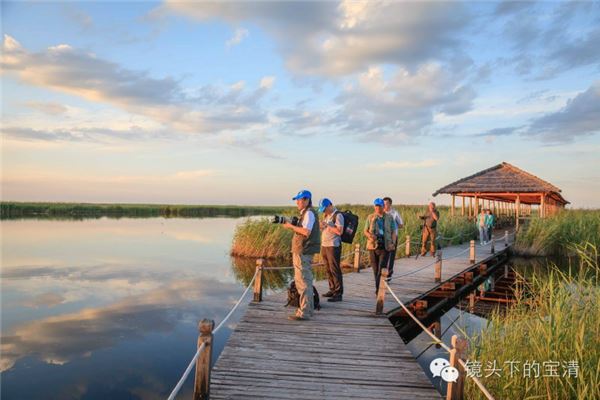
top-left (1, 217), bottom-right (263, 400)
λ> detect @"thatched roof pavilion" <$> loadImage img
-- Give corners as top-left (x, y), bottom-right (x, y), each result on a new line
top-left (433, 162), bottom-right (568, 227)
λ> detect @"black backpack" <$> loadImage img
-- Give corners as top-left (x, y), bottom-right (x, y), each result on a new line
top-left (333, 210), bottom-right (359, 244)
top-left (285, 281), bottom-right (321, 310)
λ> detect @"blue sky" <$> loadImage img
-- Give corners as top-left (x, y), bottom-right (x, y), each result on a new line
top-left (1, 1), bottom-right (599, 207)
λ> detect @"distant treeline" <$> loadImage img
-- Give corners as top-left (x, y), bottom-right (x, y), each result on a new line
top-left (0, 202), bottom-right (291, 220)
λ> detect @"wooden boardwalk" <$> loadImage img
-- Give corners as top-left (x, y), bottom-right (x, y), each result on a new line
top-left (211, 241), bottom-right (507, 399)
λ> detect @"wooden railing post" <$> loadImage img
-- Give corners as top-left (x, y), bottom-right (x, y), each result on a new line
top-left (194, 319), bottom-right (215, 400)
top-left (504, 264), bottom-right (509, 279)
top-left (469, 292), bottom-right (475, 312)
top-left (469, 240), bottom-right (475, 264)
top-left (353, 244), bottom-right (361, 273)
top-left (375, 268), bottom-right (388, 315)
top-left (434, 250), bottom-right (442, 283)
top-left (405, 235), bottom-right (411, 257)
top-left (490, 234), bottom-right (495, 254)
top-left (504, 230), bottom-right (509, 248)
top-left (253, 259), bottom-right (264, 302)
top-left (446, 335), bottom-right (468, 400)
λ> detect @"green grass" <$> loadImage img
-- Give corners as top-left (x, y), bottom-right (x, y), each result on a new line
top-left (515, 210), bottom-right (600, 256)
top-left (231, 204), bottom-right (479, 259)
top-left (465, 242), bottom-right (600, 400)
top-left (0, 201), bottom-right (291, 219)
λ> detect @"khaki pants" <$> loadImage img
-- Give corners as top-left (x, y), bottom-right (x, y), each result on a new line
top-left (292, 253), bottom-right (314, 318)
top-left (421, 227), bottom-right (437, 256)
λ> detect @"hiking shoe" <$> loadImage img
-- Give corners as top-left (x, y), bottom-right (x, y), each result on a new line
top-left (288, 314), bottom-right (308, 321)
top-left (327, 296), bottom-right (342, 302)
top-left (322, 291), bottom-right (334, 297)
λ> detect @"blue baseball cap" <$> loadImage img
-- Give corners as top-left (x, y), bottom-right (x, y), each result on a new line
top-left (292, 189), bottom-right (312, 201)
top-left (374, 198), bottom-right (385, 207)
top-left (318, 198), bottom-right (332, 213)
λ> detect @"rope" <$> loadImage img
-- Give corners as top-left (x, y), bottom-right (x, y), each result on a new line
top-left (167, 268), bottom-right (259, 400)
top-left (384, 283), bottom-right (495, 400)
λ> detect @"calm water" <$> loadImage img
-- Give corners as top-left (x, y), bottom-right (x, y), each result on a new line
top-left (1, 217), bottom-right (260, 400)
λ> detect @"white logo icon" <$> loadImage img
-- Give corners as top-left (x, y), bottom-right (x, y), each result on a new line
top-left (429, 358), bottom-right (460, 383)
top-left (429, 358), bottom-right (450, 377)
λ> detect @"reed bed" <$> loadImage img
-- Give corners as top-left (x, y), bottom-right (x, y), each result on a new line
top-left (231, 204), bottom-right (478, 259)
top-left (515, 210), bottom-right (600, 256)
top-left (0, 201), bottom-right (290, 219)
top-left (465, 243), bottom-right (600, 399)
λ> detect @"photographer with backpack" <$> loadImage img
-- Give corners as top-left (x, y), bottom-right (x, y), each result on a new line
top-left (420, 202), bottom-right (440, 257)
top-left (364, 198), bottom-right (397, 295)
top-left (383, 197), bottom-right (404, 280)
top-left (282, 189), bottom-right (321, 321)
top-left (318, 198), bottom-right (344, 302)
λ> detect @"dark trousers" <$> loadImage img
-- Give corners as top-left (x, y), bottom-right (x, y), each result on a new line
top-left (387, 242), bottom-right (398, 277)
top-left (321, 246), bottom-right (343, 296)
top-left (369, 248), bottom-right (390, 294)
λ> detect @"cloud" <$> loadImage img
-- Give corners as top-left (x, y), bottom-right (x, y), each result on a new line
top-left (525, 82), bottom-right (600, 143)
top-left (225, 27), bottom-right (248, 48)
top-left (1, 126), bottom-right (176, 143)
top-left (1, 35), bottom-right (271, 136)
top-left (24, 101), bottom-right (69, 115)
top-left (157, 1), bottom-right (471, 77)
top-left (366, 159), bottom-right (440, 170)
top-left (332, 65), bottom-right (476, 142)
top-left (22, 292), bottom-right (66, 308)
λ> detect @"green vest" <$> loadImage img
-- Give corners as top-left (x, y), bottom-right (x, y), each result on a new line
top-left (291, 207), bottom-right (321, 255)
top-left (365, 213), bottom-right (395, 251)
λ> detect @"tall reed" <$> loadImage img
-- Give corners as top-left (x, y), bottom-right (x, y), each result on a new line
top-left (465, 243), bottom-right (600, 399)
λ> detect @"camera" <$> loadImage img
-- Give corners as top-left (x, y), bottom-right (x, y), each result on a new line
top-left (272, 215), bottom-right (300, 226)
top-left (419, 215), bottom-right (427, 220)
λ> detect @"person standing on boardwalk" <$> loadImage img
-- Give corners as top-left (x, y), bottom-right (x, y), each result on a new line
top-left (283, 190), bottom-right (321, 321)
top-left (477, 209), bottom-right (488, 245)
top-left (485, 209), bottom-right (495, 242)
top-left (420, 202), bottom-right (440, 257)
top-left (318, 198), bottom-right (344, 302)
top-left (364, 198), bottom-right (397, 295)
top-left (383, 197), bottom-right (404, 280)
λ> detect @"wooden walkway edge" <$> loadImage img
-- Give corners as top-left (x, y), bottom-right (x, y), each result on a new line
top-left (210, 241), bottom-right (508, 399)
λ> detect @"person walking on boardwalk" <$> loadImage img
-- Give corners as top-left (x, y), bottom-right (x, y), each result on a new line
top-left (485, 209), bottom-right (495, 242)
top-left (419, 202), bottom-right (439, 257)
top-left (383, 197), bottom-right (403, 280)
top-left (364, 198), bottom-right (397, 295)
top-left (477, 208), bottom-right (488, 245)
top-left (283, 189), bottom-right (321, 321)
top-left (318, 198), bottom-right (344, 302)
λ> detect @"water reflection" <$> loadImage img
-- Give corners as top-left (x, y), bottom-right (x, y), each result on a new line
top-left (0, 217), bottom-right (258, 399)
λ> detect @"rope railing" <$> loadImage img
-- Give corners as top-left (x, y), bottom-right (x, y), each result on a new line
top-left (167, 268), bottom-right (259, 400)
top-left (384, 282), bottom-right (496, 400)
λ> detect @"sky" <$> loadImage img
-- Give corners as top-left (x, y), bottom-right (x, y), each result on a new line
top-left (1, 1), bottom-right (599, 207)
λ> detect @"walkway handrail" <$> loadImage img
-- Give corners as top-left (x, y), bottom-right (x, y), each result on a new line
top-left (384, 282), bottom-right (496, 400)
top-left (167, 268), bottom-right (259, 400)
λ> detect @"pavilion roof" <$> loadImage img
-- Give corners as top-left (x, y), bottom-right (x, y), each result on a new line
top-left (433, 162), bottom-right (569, 204)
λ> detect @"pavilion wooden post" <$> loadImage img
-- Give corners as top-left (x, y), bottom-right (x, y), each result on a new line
top-left (474, 195), bottom-right (479, 216)
top-left (469, 197), bottom-right (473, 218)
top-left (194, 319), bottom-right (215, 400)
top-left (253, 259), bottom-right (264, 302)
top-left (540, 194), bottom-right (545, 218)
top-left (353, 243), bottom-right (361, 272)
top-left (446, 335), bottom-right (468, 400)
top-left (461, 196), bottom-right (465, 216)
top-left (515, 194), bottom-right (521, 231)
top-left (375, 268), bottom-right (388, 315)
top-left (451, 195), bottom-right (455, 217)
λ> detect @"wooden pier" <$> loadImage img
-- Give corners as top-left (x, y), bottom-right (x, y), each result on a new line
top-left (207, 240), bottom-right (509, 399)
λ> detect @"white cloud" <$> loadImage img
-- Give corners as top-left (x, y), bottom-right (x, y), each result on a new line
top-left (259, 76), bottom-right (275, 90)
top-left (225, 27), bottom-right (248, 48)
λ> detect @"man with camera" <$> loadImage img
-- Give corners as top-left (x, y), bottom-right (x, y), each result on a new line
top-left (420, 202), bottom-right (440, 257)
top-left (383, 197), bottom-right (403, 280)
top-left (364, 198), bottom-right (397, 295)
top-left (282, 189), bottom-right (321, 321)
top-left (318, 198), bottom-right (344, 302)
